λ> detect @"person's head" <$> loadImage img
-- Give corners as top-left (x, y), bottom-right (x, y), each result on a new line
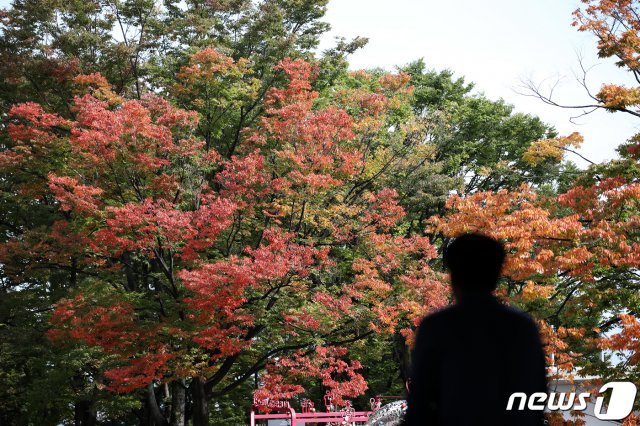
top-left (443, 232), bottom-right (505, 297)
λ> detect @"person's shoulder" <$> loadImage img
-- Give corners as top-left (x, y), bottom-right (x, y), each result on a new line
top-left (419, 304), bottom-right (458, 328)
top-left (413, 305), bottom-right (457, 343)
top-left (496, 302), bottom-right (540, 331)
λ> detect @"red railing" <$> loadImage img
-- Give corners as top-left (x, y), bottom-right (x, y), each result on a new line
top-left (249, 391), bottom-right (405, 425)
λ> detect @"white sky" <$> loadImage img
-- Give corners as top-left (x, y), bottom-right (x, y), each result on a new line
top-left (318, 0), bottom-right (639, 167)
top-left (1, 0), bottom-right (637, 167)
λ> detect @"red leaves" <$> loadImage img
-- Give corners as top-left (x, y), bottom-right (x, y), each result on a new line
top-left (256, 346), bottom-right (367, 407)
top-left (246, 229), bottom-right (326, 280)
top-left (49, 295), bottom-right (174, 393)
top-left (9, 102), bottom-right (71, 133)
top-left (254, 58), bottom-right (361, 193)
top-left (103, 352), bottom-right (174, 394)
top-left (1, 102), bottom-right (70, 167)
top-left (92, 196), bottom-right (236, 259)
top-left (48, 174), bottom-right (103, 214)
top-left (363, 188), bottom-right (406, 231)
top-left (70, 92), bottom-right (200, 169)
top-left (49, 295), bottom-right (141, 353)
top-left (33, 60), bottom-right (447, 401)
top-left (176, 229), bottom-right (330, 358)
top-left (266, 58), bottom-right (318, 109)
top-left (216, 150), bottom-right (268, 200)
top-left (179, 258), bottom-right (253, 324)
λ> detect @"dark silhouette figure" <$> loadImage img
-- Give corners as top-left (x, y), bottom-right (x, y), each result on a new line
top-left (402, 233), bottom-right (547, 426)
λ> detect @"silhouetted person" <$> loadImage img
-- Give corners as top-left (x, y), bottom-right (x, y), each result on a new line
top-left (402, 233), bottom-right (547, 426)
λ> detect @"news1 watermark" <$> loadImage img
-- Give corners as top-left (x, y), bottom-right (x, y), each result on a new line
top-left (507, 382), bottom-right (638, 420)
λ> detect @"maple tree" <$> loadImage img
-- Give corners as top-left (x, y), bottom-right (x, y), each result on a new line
top-left (0, 48), bottom-right (453, 424)
top-left (426, 2), bottom-right (640, 424)
top-left (0, 2), bottom-right (361, 424)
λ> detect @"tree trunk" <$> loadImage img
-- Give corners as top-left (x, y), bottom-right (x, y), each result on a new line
top-left (147, 383), bottom-right (169, 426)
top-left (191, 378), bottom-right (209, 426)
top-left (74, 400), bottom-right (97, 426)
top-left (170, 380), bottom-right (186, 426)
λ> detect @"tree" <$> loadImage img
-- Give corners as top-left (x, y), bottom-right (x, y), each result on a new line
top-left (1, 51), bottom-right (452, 424)
top-left (428, 2), bottom-right (640, 423)
top-left (0, 2), bottom-right (366, 424)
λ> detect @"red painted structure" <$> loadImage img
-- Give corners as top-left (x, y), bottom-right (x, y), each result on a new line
top-left (249, 392), bottom-right (402, 425)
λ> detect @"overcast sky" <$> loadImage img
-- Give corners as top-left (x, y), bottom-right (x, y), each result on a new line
top-left (318, 0), bottom-right (639, 167)
top-left (1, 0), bottom-right (636, 167)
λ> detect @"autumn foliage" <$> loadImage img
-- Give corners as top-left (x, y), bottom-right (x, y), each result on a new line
top-left (1, 51), bottom-right (448, 411)
top-left (1, 0), bottom-right (640, 424)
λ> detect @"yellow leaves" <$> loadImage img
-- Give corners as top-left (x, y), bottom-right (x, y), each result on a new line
top-left (73, 73), bottom-right (123, 106)
top-left (520, 281), bottom-right (554, 302)
top-left (362, 146), bottom-right (393, 180)
top-left (477, 166), bottom-right (492, 177)
top-left (173, 48), bottom-right (260, 112)
top-left (597, 84), bottom-right (640, 109)
top-left (522, 132), bottom-right (584, 166)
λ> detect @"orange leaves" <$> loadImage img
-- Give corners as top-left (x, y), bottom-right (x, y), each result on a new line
top-left (348, 231), bottom-right (446, 341)
top-left (538, 321), bottom-right (586, 375)
top-left (557, 178), bottom-right (640, 271)
top-left (430, 184), bottom-right (596, 281)
top-left (352, 258), bottom-right (393, 298)
top-left (574, 0), bottom-right (640, 71)
top-left (176, 48), bottom-right (246, 84)
top-left (432, 173), bottom-right (640, 384)
top-left (522, 132), bottom-right (584, 165)
top-left (73, 73), bottom-right (123, 106)
top-left (572, 1), bottom-right (640, 156)
top-left (518, 281), bottom-right (555, 303)
top-left (599, 314), bottom-right (640, 365)
top-left (597, 84), bottom-right (640, 109)
top-left (378, 72), bottom-right (412, 92)
top-left (173, 48), bottom-right (259, 127)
